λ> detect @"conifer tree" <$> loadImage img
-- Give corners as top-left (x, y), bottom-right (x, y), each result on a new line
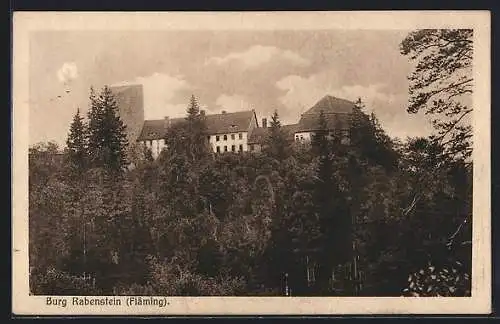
top-left (87, 86), bottom-right (129, 174)
top-left (87, 86), bottom-right (103, 166)
top-left (311, 110), bottom-right (329, 155)
top-left (400, 29), bottom-right (473, 160)
top-left (186, 94), bottom-right (200, 121)
top-left (350, 98), bottom-right (398, 171)
top-left (66, 108), bottom-right (88, 176)
top-left (312, 109), bottom-right (352, 288)
top-left (265, 110), bottom-right (289, 161)
top-left (185, 94), bottom-right (209, 161)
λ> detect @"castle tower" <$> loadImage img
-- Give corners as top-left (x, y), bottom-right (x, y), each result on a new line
top-left (110, 84), bottom-right (144, 145)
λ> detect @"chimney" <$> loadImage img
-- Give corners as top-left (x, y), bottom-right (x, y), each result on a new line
top-left (221, 110), bottom-right (227, 114)
top-left (262, 118), bottom-right (267, 128)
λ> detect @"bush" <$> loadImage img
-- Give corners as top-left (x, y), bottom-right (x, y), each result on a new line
top-left (30, 267), bottom-right (101, 295)
top-left (402, 260), bottom-right (471, 297)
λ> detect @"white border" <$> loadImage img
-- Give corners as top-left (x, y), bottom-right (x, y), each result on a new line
top-left (12, 11), bottom-right (491, 315)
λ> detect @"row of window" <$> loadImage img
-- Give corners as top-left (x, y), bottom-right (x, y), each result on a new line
top-left (294, 130), bottom-right (350, 141)
top-left (216, 144), bottom-right (244, 153)
top-left (215, 133), bottom-right (243, 142)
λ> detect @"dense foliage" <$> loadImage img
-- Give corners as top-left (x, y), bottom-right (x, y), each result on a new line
top-left (29, 93), bottom-right (471, 297)
top-left (29, 30), bottom-right (473, 296)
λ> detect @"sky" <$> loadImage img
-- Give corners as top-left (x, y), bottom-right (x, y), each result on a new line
top-left (29, 29), bottom-right (435, 147)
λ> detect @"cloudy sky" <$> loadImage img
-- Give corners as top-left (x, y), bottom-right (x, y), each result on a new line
top-left (29, 29), bottom-right (434, 147)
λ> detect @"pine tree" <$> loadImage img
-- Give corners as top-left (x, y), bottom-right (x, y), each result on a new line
top-left (87, 86), bottom-right (129, 175)
top-left (87, 86), bottom-right (103, 167)
top-left (186, 94), bottom-right (200, 121)
top-left (185, 94), bottom-right (209, 162)
top-left (400, 29), bottom-right (473, 160)
top-left (66, 108), bottom-right (88, 176)
top-left (265, 110), bottom-right (290, 161)
top-left (311, 110), bottom-right (329, 155)
top-left (312, 109), bottom-right (352, 289)
top-left (350, 98), bottom-right (398, 171)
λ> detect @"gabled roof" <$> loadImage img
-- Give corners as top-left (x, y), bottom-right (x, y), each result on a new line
top-left (137, 110), bottom-right (256, 141)
top-left (302, 95), bottom-right (356, 115)
top-left (247, 124), bottom-right (299, 144)
top-left (296, 95), bottom-right (354, 132)
top-left (204, 110), bottom-right (256, 135)
top-left (297, 113), bottom-right (351, 133)
top-left (137, 117), bottom-right (184, 141)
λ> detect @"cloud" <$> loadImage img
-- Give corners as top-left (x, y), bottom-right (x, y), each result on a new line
top-left (112, 72), bottom-right (192, 119)
top-left (57, 62), bottom-right (78, 84)
top-left (276, 73), bottom-right (397, 112)
top-left (276, 73), bottom-right (433, 138)
top-left (206, 45), bottom-right (310, 69)
top-left (215, 94), bottom-right (253, 112)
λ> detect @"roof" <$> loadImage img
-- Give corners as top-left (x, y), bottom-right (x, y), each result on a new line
top-left (296, 95), bottom-right (354, 132)
top-left (137, 110), bottom-right (256, 141)
top-left (138, 117), bottom-right (184, 141)
top-left (247, 124), bottom-right (299, 144)
top-left (302, 95), bottom-right (356, 115)
top-left (296, 113), bottom-right (351, 133)
top-left (204, 110), bottom-right (256, 135)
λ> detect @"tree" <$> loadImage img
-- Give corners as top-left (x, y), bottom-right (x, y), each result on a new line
top-left (185, 94), bottom-right (210, 162)
top-left (87, 87), bottom-right (103, 166)
top-left (29, 141), bottom-right (64, 189)
top-left (310, 110), bottom-right (352, 292)
top-left (311, 110), bottom-right (329, 155)
top-left (349, 98), bottom-right (399, 171)
top-left (400, 29), bottom-right (473, 160)
top-left (399, 30), bottom-right (473, 294)
top-left (65, 108), bottom-right (88, 176)
top-left (87, 86), bottom-right (129, 174)
top-left (265, 110), bottom-right (290, 160)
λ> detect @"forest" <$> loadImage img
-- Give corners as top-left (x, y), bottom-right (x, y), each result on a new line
top-left (28, 29), bottom-right (473, 297)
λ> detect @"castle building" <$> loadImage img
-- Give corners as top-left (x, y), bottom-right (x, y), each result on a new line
top-left (115, 93), bottom-right (355, 160)
top-left (293, 95), bottom-right (352, 144)
top-left (137, 110), bottom-right (259, 159)
top-left (248, 95), bottom-right (353, 152)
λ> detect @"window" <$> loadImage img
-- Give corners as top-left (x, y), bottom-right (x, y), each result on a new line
top-left (239, 144), bottom-right (243, 152)
top-left (231, 134), bottom-right (235, 140)
top-left (216, 135), bottom-right (220, 142)
top-left (250, 144), bottom-right (255, 151)
top-left (224, 146), bottom-right (228, 152)
top-left (223, 134), bottom-right (228, 141)
top-left (239, 133), bottom-right (243, 140)
top-left (216, 146), bottom-right (220, 153)
top-left (231, 145), bottom-right (236, 152)
top-left (207, 136), bottom-right (211, 141)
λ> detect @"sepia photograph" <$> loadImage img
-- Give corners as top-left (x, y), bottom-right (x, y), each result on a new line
top-left (12, 11), bottom-right (491, 315)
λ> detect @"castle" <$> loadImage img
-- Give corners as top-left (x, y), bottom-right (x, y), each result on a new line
top-left (112, 84), bottom-right (353, 159)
